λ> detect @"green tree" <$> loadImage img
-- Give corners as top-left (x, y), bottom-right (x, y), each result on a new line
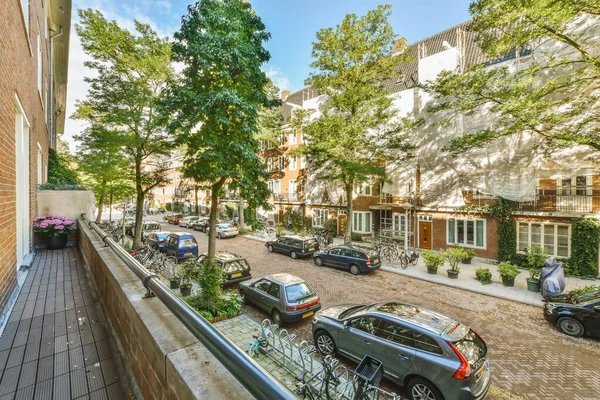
top-left (46, 148), bottom-right (80, 186)
top-left (73, 9), bottom-right (174, 248)
top-left (256, 78), bottom-right (285, 147)
top-left (163, 0), bottom-right (273, 267)
top-left (293, 5), bottom-right (415, 243)
top-left (424, 0), bottom-right (600, 154)
top-left (76, 125), bottom-right (132, 223)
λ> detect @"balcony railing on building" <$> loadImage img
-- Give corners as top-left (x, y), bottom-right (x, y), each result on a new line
top-left (513, 185), bottom-right (600, 213)
top-left (271, 192), bottom-right (305, 203)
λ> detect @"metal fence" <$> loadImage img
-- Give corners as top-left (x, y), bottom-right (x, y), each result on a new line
top-left (80, 213), bottom-right (295, 400)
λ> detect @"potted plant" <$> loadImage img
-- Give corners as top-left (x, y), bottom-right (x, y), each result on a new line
top-left (442, 247), bottom-right (467, 279)
top-left (167, 262), bottom-right (182, 290)
top-left (475, 268), bottom-right (493, 285)
top-left (275, 222), bottom-right (285, 238)
top-left (33, 215), bottom-right (76, 250)
top-left (422, 250), bottom-right (444, 274)
top-left (461, 247), bottom-right (476, 264)
top-left (497, 261), bottom-right (520, 287)
top-left (323, 219), bottom-right (338, 244)
top-left (525, 245), bottom-right (547, 292)
top-left (179, 260), bottom-right (198, 297)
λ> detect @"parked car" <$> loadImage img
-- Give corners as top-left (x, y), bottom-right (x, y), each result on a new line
top-left (165, 233), bottom-right (198, 260)
top-left (196, 251), bottom-right (252, 286)
top-left (543, 290), bottom-right (600, 338)
top-left (192, 218), bottom-right (219, 232)
top-left (314, 246), bottom-right (381, 275)
top-left (206, 223), bottom-right (239, 239)
top-left (239, 273), bottom-right (321, 325)
top-left (179, 216), bottom-right (199, 228)
top-left (167, 214), bottom-right (184, 225)
top-left (265, 236), bottom-right (319, 259)
top-left (312, 301), bottom-right (491, 400)
top-left (145, 231), bottom-right (171, 251)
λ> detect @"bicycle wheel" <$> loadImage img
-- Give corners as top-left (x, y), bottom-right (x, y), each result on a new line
top-left (389, 247), bottom-right (399, 261)
top-left (400, 255), bottom-right (410, 270)
top-left (410, 253), bottom-right (419, 266)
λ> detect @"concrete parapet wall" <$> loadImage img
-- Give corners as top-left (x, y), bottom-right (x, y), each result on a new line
top-left (36, 190), bottom-right (96, 221)
top-left (77, 220), bottom-right (253, 400)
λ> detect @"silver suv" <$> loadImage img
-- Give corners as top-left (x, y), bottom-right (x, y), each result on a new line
top-left (312, 302), bottom-right (490, 400)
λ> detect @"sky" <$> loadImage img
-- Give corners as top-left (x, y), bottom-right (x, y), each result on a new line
top-left (64, 0), bottom-right (473, 152)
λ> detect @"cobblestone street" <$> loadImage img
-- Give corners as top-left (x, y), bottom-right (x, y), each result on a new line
top-left (165, 224), bottom-right (600, 400)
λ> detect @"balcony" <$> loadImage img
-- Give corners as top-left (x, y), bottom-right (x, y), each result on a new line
top-left (271, 192), bottom-right (304, 203)
top-left (512, 186), bottom-right (600, 214)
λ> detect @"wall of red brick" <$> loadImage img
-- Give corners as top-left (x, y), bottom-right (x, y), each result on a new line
top-left (0, 1), bottom-right (51, 314)
top-left (430, 213), bottom-right (500, 260)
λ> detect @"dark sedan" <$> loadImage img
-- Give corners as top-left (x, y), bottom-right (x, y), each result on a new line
top-left (239, 273), bottom-right (321, 325)
top-left (192, 218), bottom-right (219, 232)
top-left (544, 290), bottom-right (600, 338)
top-left (145, 231), bottom-right (171, 252)
top-left (265, 236), bottom-right (319, 259)
top-left (313, 246), bottom-right (381, 275)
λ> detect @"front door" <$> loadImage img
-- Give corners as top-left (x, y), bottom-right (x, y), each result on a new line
top-left (418, 221), bottom-right (432, 250)
top-left (338, 215), bottom-right (347, 236)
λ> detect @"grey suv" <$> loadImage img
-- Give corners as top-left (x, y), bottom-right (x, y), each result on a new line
top-left (312, 302), bottom-right (490, 400)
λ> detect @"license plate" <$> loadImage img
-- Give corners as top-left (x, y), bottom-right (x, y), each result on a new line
top-left (231, 272), bottom-right (242, 278)
top-left (373, 258), bottom-right (379, 263)
top-left (477, 360), bottom-right (489, 379)
top-left (185, 252), bottom-right (192, 256)
top-left (309, 248), bottom-right (314, 251)
top-left (303, 311), bottom-right (314, 319)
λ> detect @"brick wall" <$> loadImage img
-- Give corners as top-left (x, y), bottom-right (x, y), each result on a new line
top-left (431, 213), bottom-right (500, 260)
top-left (0, 1), bottom-right (51, 314)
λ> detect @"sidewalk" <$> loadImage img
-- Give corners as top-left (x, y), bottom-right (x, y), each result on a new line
top-left (244, 232), bottom-right (599, 308)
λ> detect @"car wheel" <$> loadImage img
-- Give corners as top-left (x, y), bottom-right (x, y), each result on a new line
top-left (314, 257), bottom-right (323, 267)
top-left (267, 245), bottom-right (274, 253)
top-left (271, 309), bottom-right (282, 325)
top-left (217, 233), bottom-right (222, 239)
top-left (349, 264), bottom-right (361, 275)
top-left (408, 377), bottom-right (444, 400)
top-left (239, 289), bottom-right (247, 304)
top-left (557, 317), bottom-right (585, 337)
top-left (315, 331), bottom-right (336, 356)
top-left (290, 251), bottom-right (298, 259)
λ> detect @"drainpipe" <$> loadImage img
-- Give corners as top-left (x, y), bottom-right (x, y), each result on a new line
top-left (49, 27), bottom-right (63, 149)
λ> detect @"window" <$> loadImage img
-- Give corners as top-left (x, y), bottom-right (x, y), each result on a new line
top-left (352, 211), bottom-right (372, 234)
top-left (289, 180), bottom-right (297, 197)
top-left (312, 208), bottom-right (328, 228)
top-left (279, 134), bottom-right (286, 147)
top-left (413, 332), bottom-right (443, 354)
top-left (328, 248), bottom-right (341, 256)
top-left (392, 213), bottom-right (406, 238)
top-left (255, 279), bottom-right (271, 293)
top-left (37, 34), bottom-right (43, 94)
top-left (517, 222), bottom-right (570, 257)
top-left (20, 0), bottom-right (29, 33)
top-left (301, 156), bottom-right (306, 169)
top-left (289, 156), bottom-right (297, 170)
top-left (268, 180), bottom-right (280, 195)
top-left (267, 157), bottom-right (274, 172)
top-left (376, 320), bottom-right (414, 347)
top-left (278, 156), bottom-right (285, 171)
top-left (267, 283), bottom-right (280, 299)
top-left (447, 218), bottom-right (485, 249)
top-left (355, 181), bottom-right (372, 196)
top-left (37, 145), bottom-right (43, 185)
top-left (559, 175), bottom-right (589, 196)
top-left (289, 132), bottom-right (297, 145)
top-left (348, 317), bottom-right (379, 335)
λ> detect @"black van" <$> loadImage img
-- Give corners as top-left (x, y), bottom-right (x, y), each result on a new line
top-left (265, 236), bottom-right (320, 259)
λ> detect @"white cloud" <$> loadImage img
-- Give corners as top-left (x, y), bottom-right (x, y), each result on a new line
top-left (265, 65), bottom-right (292, 92)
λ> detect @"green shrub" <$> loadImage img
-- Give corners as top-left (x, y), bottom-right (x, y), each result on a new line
top-left (185, 291), bottom-right (242, 320)
top-left (497, 262), bottom-right (520, 280)
top-left (196, 260), bottom-right (224, 303)
top-left (238, 227), bottom-right (252, 234)
top-left (498, 220), bottom-right (517, 262)
top-left (350, 233), bottom-right (363, 242)
top-left (526, 244), bottom-right (547, 280)
top-left (475, 268), bottom-right (493, 285)
top-left (461, 247), bottom-right (476, 260)
top-left (284, 206), bottom-right (304, 232)
top-left (47, 148), bottom-right (79, 185)
top-left (568, 285), bottom-right (600, 296)
top-left (570, 218), bottom-right (600, 278)
top-left (422, 250), bottom-right (444, 271)
top-left (275, 222), bottom-right (285, 237)
top-left (324, 219), bottom-right (338, 238)
top-left (441, 247), bottom-right (469, 272)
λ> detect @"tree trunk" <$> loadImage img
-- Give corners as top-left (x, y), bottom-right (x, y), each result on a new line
top-left (194, 186), bottom-right (199, 215)
top-left (239, 198), bottom-right (245, 230)
top-left (345, 182), bottom-right (354, 244)
top-left (132, 157), bottom-right (145, 249)
top-left (96, 193), bottom-right (104, 223)
top-left (207, 177), bottom-right (227, 262)
top-left (109, 191), bottom-right (113, 222)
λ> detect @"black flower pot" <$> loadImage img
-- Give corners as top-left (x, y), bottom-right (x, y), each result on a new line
top-left (180, 286), bottom-right (192, 296)
top-left (47, 234), bottom-right (68, 250)
top-left (461, 258), bottom-right (472, 265)
top-left (502, 276), bottom-right (515, 287)
top-left (447, 269), bottom-right (459, 279)
top-left (526, 279), bottom-right (540, 292)
top-left (170, 279), bottom-right (181, 289)
top-left (427, 267), bottom-right (438, 275)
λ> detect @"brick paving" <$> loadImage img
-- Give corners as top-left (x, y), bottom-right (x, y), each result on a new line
top-left (0, 248), bottom-right (132, 400)
top-left (163, 222), bottom-right (600, 400)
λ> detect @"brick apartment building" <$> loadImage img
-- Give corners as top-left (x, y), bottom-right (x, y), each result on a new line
top-left (0, 0), bottom-right (71, 323)
top-left (271, 19), bottom-right (600, 267)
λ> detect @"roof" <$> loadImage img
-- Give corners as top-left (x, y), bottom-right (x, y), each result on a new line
top-left (266, 273), bottom-right (304, 285)
top-left (369, 302), bottom-right (458, 336)
top-left (215, 251), bottom-right (245, 261)
top-left (282, 235), bottom-right (316, 241)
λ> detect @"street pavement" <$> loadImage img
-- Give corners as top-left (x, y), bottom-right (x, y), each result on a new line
top-left (145, 215), bottom-right (600, 400)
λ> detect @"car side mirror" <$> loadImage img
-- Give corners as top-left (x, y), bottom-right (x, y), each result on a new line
top-left (343, 320), bottom-right (350, 329)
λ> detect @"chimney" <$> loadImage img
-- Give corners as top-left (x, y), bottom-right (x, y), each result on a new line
top-left (281, 90), bottom-right (290, 101)
top-left (393, 37), bottom-right (407, 55)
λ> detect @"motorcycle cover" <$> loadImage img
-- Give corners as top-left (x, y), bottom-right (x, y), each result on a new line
top-left (540, 257), bottom-right (566, 299)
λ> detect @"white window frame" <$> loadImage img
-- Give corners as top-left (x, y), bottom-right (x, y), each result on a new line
top-left (279, 134), bottom-right (286, 147)
top-left (355, 181), bottom-right (372, 196)
top-left (312, 208), bottom-right (328, 228)
top-left (289, 156), bottom-right (297, 170)
top-left (289, 180), bottom-right (297, 197)
top-left (352, 211), bottom-right (372, 234)
top-left (301, 156), bottom-right (306, 169)
top-left (446, 218), bottom-right (486, 249)
top-left (278, 155), bottom-right (285, 171)
top-left (392, 213), bottom-right (407, 238)
top-left (289, 132), bottom-right (297, 145)
top-left (516, 221), bottom-right (571, 258)
top-left (267, 157), bottom-right (274, 172)
top-left (37, 143), bottom-right (43, 185)
top-left (268, 180), bottom-right (280, 195)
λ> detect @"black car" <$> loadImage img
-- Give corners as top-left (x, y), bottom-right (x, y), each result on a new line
top-left (265, 236), bottom-right (319, 259)
top-left (313, 246), bottom-right (381, 275)
top-left (145, 231), bottom-right (171, 252)
top-left (192, 218), bottom-right (219, 232)
top-left (197, 251), bottom-right (252, 286)
top-left (544, 290), bottom-right (600, 338)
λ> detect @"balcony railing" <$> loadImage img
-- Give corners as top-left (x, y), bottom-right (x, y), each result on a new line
top-left (271, 192), bottom-right (304, 203)
top-left (512, 186), bottom-right (600, 213)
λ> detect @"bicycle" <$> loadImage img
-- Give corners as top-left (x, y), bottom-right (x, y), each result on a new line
top-left (246, 329), bottom-right (269, 358)
top-left (398, 248), bottom-right (420, 269)
top-left (295, 355), bottom-right (342, 400)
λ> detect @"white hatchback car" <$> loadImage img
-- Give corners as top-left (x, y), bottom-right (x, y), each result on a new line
top-left (207, 223), bottom-right (239, 239)
top-left (179, 216), bottom-right (199, 228)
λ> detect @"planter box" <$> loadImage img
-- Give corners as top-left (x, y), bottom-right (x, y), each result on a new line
top-left (426, 267), bottom-right (438, 275)
top-left (526, 279), bottom-right (540, 292)
top-left (447, 270), bottom-right (459, 279)
top-left (207, 312), bottom-right (241, 324)
top-left (501, 277), bottom-right (515, 287)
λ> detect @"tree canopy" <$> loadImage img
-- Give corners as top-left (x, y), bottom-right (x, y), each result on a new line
top-left (293, 4), bottom-right (415, 243)
top-left (424, 0), bottom-right (600, 154)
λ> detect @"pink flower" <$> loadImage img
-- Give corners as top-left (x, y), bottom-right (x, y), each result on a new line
top-left (55, 225), bottom-right (65, 230)
top-left (63, 220), bottom-right (73, 226)
top-left (40, 222), bottom-right (49, 228)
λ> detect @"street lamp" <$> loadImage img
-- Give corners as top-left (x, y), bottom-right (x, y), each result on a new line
top-left (400, 202), bottom-right (412, 251)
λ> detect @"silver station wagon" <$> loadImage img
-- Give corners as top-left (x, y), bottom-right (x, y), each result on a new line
top-left (312, 302), bottom-right (490, 400)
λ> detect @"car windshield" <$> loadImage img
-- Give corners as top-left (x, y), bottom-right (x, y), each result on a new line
top-left (144, 224), bottom-right (160, 230)
top-left (222, 260), bottom-right (250, 273)
top-left (156, 233), bottom-right (169, 240)
top-left (285, 283), bottom-right (315, 303)
top-left (304, 239), bottom-right (318, 248)
top-left (453, 329), bottom-right (487, 368)
top-left (180, 238), bottom-right (197, 248)
top-left (339, 305), bottom-right (369, 319)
